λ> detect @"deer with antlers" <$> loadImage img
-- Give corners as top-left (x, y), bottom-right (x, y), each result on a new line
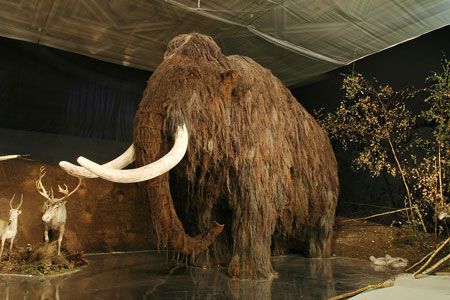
top-left (0, 194), bottom-right (23, 260)
top-left (36, 166), bottom-right (81, 255)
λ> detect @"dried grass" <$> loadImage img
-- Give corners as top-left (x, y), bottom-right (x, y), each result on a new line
top-left (0, 242), bottom-right (86, 276)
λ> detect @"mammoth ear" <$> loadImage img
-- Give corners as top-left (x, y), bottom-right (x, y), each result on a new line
top-left (220, 69), bottom-right (238, 98)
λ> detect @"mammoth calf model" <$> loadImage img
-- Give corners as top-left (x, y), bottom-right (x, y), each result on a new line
top-left (60, 33), bottom-right (339, 279)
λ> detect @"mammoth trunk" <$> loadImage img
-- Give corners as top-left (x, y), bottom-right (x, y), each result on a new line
top-left (143, 175), bottom-right (223, 255)
top-left (134, 112), bottom-right (223, 255)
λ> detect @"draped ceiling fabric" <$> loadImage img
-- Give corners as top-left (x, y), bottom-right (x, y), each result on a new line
top-left (0, 0), bottom-right (449, 86)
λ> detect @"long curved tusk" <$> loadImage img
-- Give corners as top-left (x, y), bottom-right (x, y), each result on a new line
top-left (59, 145), bottom-right (135, 178)
top-left (77, 124), bottom-right (188, 183)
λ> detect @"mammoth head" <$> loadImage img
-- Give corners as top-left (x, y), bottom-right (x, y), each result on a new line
top-left (163, 33), bottom-right (223, 61)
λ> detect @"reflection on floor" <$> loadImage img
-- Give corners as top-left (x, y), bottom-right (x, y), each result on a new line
top-left (0, 252), bottom-right (398, 299)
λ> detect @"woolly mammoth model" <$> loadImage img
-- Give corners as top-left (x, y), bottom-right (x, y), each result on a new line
top-left (60, 33), bottom-right (339, 279)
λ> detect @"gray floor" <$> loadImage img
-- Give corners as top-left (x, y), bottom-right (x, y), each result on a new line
top-left (349, 274), bottom-right (450, 300)
top-left (0, 252), bottom-right (398, 299)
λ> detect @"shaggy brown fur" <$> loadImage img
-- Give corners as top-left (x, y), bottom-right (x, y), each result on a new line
top-left (133, 33), bottom-right (339, 279)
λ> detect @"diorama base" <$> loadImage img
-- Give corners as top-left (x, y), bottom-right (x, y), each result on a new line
top-left (0, 251), bottom-right (400, 299)
top-left (0, 241), bottom-right (87, 276)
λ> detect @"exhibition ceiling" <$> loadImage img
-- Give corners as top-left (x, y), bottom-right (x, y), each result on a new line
top-left (0, 0), bottom-right (449, 85)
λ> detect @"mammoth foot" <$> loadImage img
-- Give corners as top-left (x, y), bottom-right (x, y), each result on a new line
top-left (308, 233), bottom-right (332, 258)
top-left (227, 254), bottom-right (277, 280)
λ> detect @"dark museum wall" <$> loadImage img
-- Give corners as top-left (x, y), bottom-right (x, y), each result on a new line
top-left (291, 25), bottom-right (450, 114)
top-left (0, 36), bottom-right (150, 163)
top-left (0, 25), bottom-right (448, 219)
top-left (0, 36), bottom-right (149, 141)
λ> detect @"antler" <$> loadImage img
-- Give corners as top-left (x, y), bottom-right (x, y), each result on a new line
top-left (36, 166), bottom-right (81, 202)
top-left (54, 177), bottom-right (82, 201)
top-left (36, 166), bottom-right (53, 202)
top-left (17, 194), bottom-right (23, 209)
top-left (10, 194), bottom-right (23, 209)
top-left (9, 194), bottom-right (15, 209)
top-left (57, 184), bottom-right (69, 195)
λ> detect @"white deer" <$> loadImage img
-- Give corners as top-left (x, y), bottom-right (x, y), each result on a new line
top-left (0, 194), bottom-right (23, 260)
top-left (36, 167), bottom-right (81, 255)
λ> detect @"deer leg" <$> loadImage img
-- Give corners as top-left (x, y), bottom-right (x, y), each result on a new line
top-left (58, 225), bottom-right (65, 255)
top-left (44, 224), bottom-right (49, 243)
top-left (9, 236), bottom-right (15, 251)
top-left (55, 283), bottom-right (60, 300)
top-left (0, 237), bottom-right (5, 260)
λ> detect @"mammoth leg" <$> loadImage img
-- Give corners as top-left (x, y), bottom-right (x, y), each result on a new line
top-left (308, 226), bottom-right (333, 257)
top-left (44, 224), bottom-right (49, 243)
top-left (308, 195), bottom-right (336, 257)
top-left (9, 236), bottom-right (14, 251)
top-left (0, 237), bottom-right (5, 260)
top-left (227, 192), bottom-right (276, 279)
top-left (58, 225), bottom-right (65, 255)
